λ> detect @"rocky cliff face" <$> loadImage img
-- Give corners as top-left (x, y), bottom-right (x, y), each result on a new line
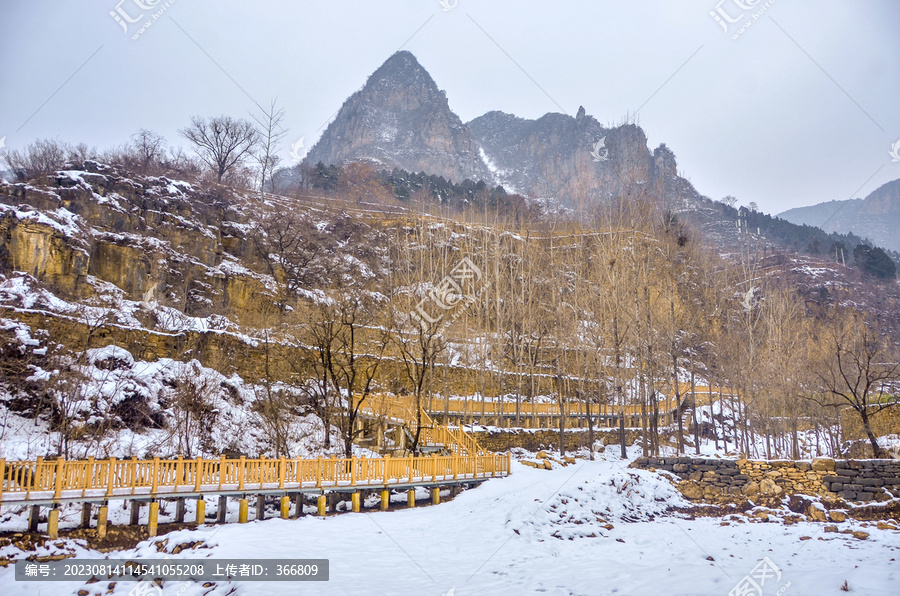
top-left (0, 162), bottom-right (273, 317)
top-left (304, 51), bottom-right (491, 183)
top-left (779, 178), bottom-right (900, 252)
top-left (303, 50), bottom-right (702, 210)
top-left (468, 107), bottom-right (701, 208)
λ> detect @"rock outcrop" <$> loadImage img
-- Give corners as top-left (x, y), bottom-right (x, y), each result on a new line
top-left (304, 51), bottom-right (491, 183)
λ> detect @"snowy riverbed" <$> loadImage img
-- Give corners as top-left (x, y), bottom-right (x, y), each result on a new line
top-left (1, 446), bottom-right (897, 595)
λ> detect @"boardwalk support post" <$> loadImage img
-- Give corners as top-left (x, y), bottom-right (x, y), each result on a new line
top-left (256, 495), bottom-right (265, 520)
top-left (431, 487), bottom-right (440, 505)
top-left (97, 502), bottom-right (108, 538)
top-left (48, 505), bottom-right (59, 539)
top-left (148, 500), bottom-right (159, 537)
top-left (351, 492), bottom-right (360, 513)
top-left (217, 495), bottom-right (227, 523)
top-left (238, 497), bottom-right (249, 523)
top-left (294, 493), bottom-right (304, 517)
top-left (407, 489), bottom-right (415, 508)
top-left (175, 498), bottom-right (185, 523)
top-left (317, 494), bottom-right (326, 517)
top-left (130, 501), bottom-right (140, 526)
top-left (280, 495), bottom-right (290, 519)
top-left (195, 498), bottom-right (205, 525)
top-left (81, 502), bottom-right (92, 529)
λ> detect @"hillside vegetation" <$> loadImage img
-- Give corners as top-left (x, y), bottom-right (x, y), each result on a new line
top-left (1, 146), bottom-right (899, 463)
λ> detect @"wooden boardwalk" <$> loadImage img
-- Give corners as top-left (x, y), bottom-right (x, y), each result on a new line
top-left (361, 386), bottom-right (730, 429)
top-left (0, 452), bottom-right (510, 506)
top-left (0, 395), bottom-right (510, 539)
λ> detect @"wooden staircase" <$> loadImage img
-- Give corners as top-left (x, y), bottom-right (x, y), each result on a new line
top-left (354, 394), bottom-right (484, 457)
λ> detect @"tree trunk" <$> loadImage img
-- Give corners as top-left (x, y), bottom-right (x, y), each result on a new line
top-left (587, 398), bottom-right (595, 461)
top-left (859, 408), bottom-right (885, 458)
top-left (640, 373), bottom-right (649, 458)
top-left (690, 370), bottom-right (700, 455)
top-left (710, 388), bottom-right (719, 451)
top-left (556, 372), bottom-right (566, 457)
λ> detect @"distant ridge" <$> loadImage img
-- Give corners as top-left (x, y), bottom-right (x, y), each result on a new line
top-left (779, 178), bottom-right (900, 253)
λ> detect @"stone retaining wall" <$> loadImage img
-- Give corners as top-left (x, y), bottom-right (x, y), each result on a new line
top-left (472, 428), bottom-right (644, 452)
top-left (631, 456), bottom-right (900, 503)
top-left (840, 407), bottom-right (900, 443)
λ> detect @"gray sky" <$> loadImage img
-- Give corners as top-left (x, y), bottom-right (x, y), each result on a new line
top-left (2, 0), bottom-right (898, 216)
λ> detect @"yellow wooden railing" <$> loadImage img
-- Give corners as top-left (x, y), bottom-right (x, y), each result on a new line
top-left (354, 394), bottom-right (484, 456)
top-left (366, 391), bottom-right (692, 420)
top-left (0, 452), bottom-right (511, 504)
top-left (427, 397), bottom-right (681, 418)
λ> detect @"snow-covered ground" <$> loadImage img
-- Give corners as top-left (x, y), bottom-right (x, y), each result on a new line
top-left (1, 446), bottom-right (896, 595)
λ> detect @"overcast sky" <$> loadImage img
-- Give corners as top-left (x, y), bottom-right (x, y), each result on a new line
top-left (2, 0), bottom-right (898, 216)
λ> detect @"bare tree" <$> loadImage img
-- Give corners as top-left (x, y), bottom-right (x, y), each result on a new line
top-left (815, 313), bottom-right (899, 458)
top-left (130, 129), bottom-right (166, 172)
top-left (168, 362), bottom-right (218, 458)
top-left (256, 211), bottom-right (324, 307)
top-left (322, 292), bottom-right (390, 457)
top-left (4, 138), bottom-right (69, 181)
top-left (180, 115), bottom-right (260, 183)
top-left (250, 99), bottom-right (287, 193)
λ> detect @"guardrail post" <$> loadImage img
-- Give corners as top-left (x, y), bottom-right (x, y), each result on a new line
top-left (351, 457), bottom-right (357, 487)
top-left (238, 456), bottom-right (246, 491)
top-left (218, 455), bottom-right (226, 490)
top-left (53, 457), bottom-right (65, 500)
top-left (175, 456), bottom-right (183, 492)
top-left (130, 456), bottom-right (138, 495)
top-left (29, 457), bottom-right (43, 500)
top-left (279, 457), bottom-right (286, 489)
top-left (194, 457), bottom-right (203, 492)
top-left (84, 456), bottom-right (94, 498)
top-left (106, 457), bottom-right (116, 497)
top-left (382, 455), bottom-right (390, 485)
top-left (150, 457), bottom-right (159, 496)
top-left (316, 457), bottom-right (322, 489)
top-left (0, 458), bottom-right (4, 506)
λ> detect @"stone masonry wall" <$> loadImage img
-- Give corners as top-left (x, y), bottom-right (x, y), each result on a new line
top-left (631, 456), bottom-right (900, 503)
top-left (840, 407), bottom-right (900, 443)
top-left (472, 428), bottom-right (643, 452)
